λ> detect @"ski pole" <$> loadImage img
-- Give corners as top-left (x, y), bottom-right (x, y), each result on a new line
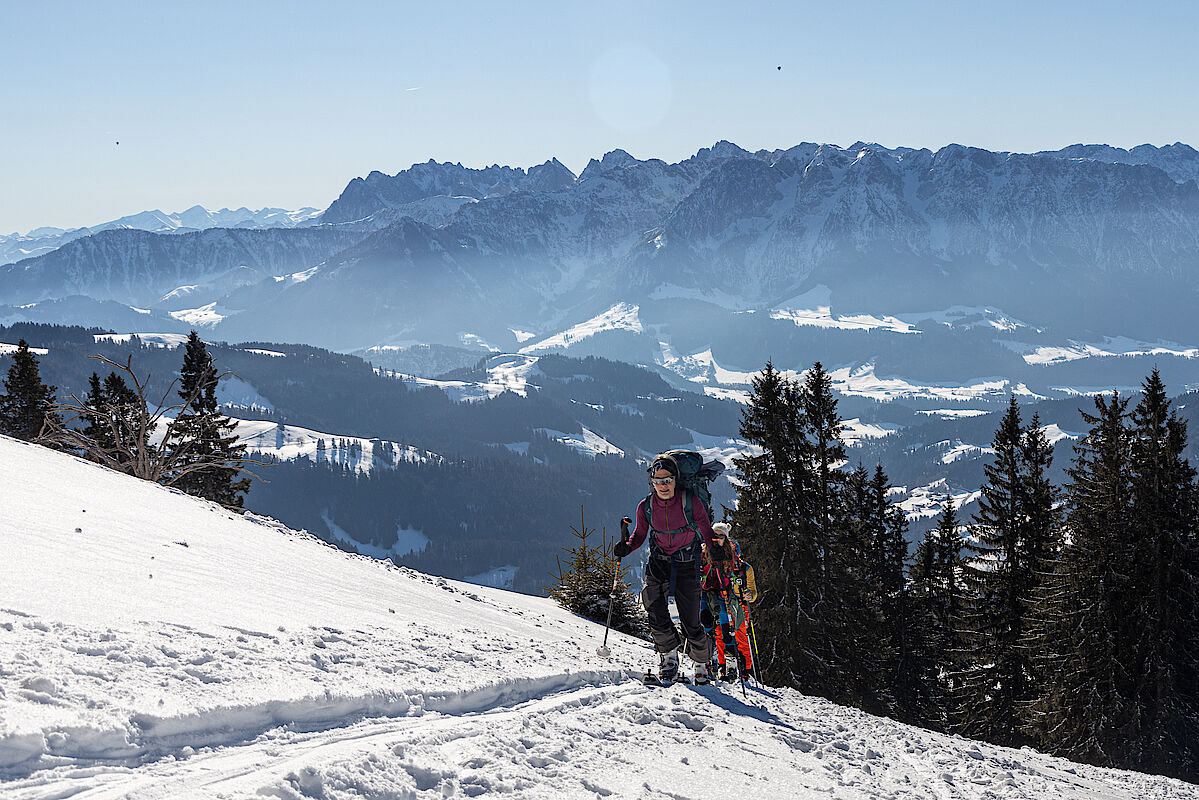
top-left (745, 601), bottom-right (761, 684)
top-left (727, 578), bottom-right (748, 697)
top-left (730, 587), bottom-right (747, 698)
top-left (597, 516), bottom-right (632, 658)
top-left (737, 561), bottom-right (762, 685)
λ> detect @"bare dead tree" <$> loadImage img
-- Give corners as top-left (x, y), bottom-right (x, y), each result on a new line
top-left (42, 354), bottom-right (266, 502)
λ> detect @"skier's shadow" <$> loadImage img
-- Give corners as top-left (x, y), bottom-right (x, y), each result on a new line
top-left (687, 685), bottom-right (796, 730)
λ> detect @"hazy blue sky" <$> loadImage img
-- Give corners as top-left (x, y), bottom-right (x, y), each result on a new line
top-left (3, 0), bottom-right (1196, 234)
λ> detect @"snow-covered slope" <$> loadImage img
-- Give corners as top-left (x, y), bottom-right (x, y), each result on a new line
top-left (2, 436), bottom-right (1196, 798)
top-left (230, 419), bottom-right (440, 475)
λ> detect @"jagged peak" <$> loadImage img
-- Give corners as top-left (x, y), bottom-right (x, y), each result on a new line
top-left (931, 143), bottom-right (1004, 167)
top-left (525, 158), bottom-right (577, 191)
top-left (806, 142), bottom-right (855, 168)
top-left (599, 148), bottom-right (637, 167)
top-left (578, 149), bottom-right (641, 181)
top-left (529, 157), bottom-right (575, 176)
top-left (847, 141), bottom-right (888, 154)
top-left (691, 140), bottom-right (750, 161)
top-left (767, 142), bottom-right (820, 166)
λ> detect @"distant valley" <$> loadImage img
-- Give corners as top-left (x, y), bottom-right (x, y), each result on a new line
top-left (4, 138), bottom-right (1199, 591)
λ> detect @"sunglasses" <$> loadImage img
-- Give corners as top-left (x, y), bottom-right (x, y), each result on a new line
top-left (650, 476), bottom-right (675, 486)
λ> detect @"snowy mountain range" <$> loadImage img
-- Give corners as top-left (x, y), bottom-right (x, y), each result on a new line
top-left (4, 140), bottom-right (1199, 404)
top-left (6, 135), bottom-right (1199, 585)
top-left (4, 432), bottom-right (1197, 798)
top-left (0, 206), bottom-right (321, 267)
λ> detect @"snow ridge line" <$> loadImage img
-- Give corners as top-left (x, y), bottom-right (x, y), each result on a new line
top-left (0, 668), bottom-right (631, 777)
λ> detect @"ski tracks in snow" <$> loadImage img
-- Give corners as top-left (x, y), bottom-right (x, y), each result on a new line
top-left (9, 674), bottom-right (1192, 800)
top-left (2, 672), bottom-right (637, 799)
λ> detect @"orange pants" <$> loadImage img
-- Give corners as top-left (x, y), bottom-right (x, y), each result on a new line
top-left (714, 616), bottom-right (753, 669)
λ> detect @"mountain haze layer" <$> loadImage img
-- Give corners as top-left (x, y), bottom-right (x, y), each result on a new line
top-left (0, 206), bottom-right (321, 266)
top-left (4, 140), bottom-right (1199, 398)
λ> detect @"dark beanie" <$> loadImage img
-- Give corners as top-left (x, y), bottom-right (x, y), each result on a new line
top-left (649, 457), bottom-right (678, 477)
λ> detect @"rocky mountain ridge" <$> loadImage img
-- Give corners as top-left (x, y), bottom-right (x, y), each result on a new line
top-left (0, 205), bottom-right (321, 266)
top-left (4, 139), bottom-right (1199, 393)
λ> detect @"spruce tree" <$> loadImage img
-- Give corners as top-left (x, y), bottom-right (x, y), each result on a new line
top-left (801, 361), bottom-right (846, 575)
top-left (956, 395), bottom-right (1061, 746)
top-left (869, 464), bottom-right (935, 726)
top-left (1037, 391), bottom-right (1136, 766)
top-left (165, 332), bottom-right (251, 507)
top-left (80, 373), bottom-right (107, 449)
top-left (910, 520), bottom-right (946, 728)
top-left (798, 360), bottom-right (848, 694)
top-left (1124, 370), bottom-right (1199, 779)
top-left (1018, 412), bottom-right (1065, 732)
top-left (909, 492), bottom-right (968, 730)
top-left (81, 371), bottom-right (151, 469)
top-left (730, 361), bottom-right (820, 687)
top-left (547, 508), bottom-right (644, 636)
top-left (829, 464), bottom-right (886, 711)
top-left (0, 339), bottom-right (61, 441)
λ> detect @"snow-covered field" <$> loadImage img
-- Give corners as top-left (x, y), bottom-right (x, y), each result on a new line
top-left (92, 333), bottom-right (191, 349)
top-left (769, 287), bottom-right (919, 334)
top-left (0, 343), bottom-right (49, 356)
top-left (519, 304), bottom-right (643, 355)
top-left (894, 479), bottom-right (984, 523)
top-left (534, 427), bottom-right (624, 458)
top-left (1005, 336), bottom-right (1199, 366)
top-left (231, 419), bottom-right (439, 475)
top-left (389, 355), bottom-right (542, 402)
top-left (2, 434), bottom-right (1196, 799)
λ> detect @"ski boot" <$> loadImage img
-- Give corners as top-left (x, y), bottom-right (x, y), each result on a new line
top-left (657, 648), bottom-right (680, 683)
top-left (720, 661), bottom-right (739, 682)
top-left (692, 659), bottom-right (712, 686)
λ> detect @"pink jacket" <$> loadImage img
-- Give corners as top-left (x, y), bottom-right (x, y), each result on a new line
top-left (627, 490), bottom-right (717, 556)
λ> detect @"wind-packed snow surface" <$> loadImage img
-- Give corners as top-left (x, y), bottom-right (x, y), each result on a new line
top-left (2, 435), bottom-right (1196, 799)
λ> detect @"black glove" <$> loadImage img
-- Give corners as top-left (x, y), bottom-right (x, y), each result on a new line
top-left (613, 538), bottom-right (632, 558)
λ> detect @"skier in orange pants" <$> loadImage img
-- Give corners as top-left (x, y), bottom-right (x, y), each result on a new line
top-left (705, 522), bottom-right (757, 680)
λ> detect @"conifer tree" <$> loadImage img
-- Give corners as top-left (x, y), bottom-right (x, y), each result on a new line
top-left (547, 507), bottom-right (644, 636)
top-left (730, 361), bottom-right (819, 687)
top-left (798, 360), bottom-right (848, 692)
top-left (80, 373), bottom-right (107, 447)
top-left (1037, 391), bottom-right (1136, 766)
top-left (869, 464), bottom-right (936, 726)
top-left (165, 332), bottom-right (251, 507)
top-left (833, 462), bottom-right (929, 721)
top-left (80, 371), bottom-right (151, 468)
top-left (0, 339), bottom-right (61, 441)
top-left (829, 464), bottom-right (886, 710)
top-left (801, 361), bottom-right (846, 575)
top-left (956, 395), bottom-right (1061, 746)
top-left (1018, 412), bottom-right (1065, 729)
top-left (1123, 370), bottom-right (1199, 780)
top-left (910, 491), bottom-right (968, 729)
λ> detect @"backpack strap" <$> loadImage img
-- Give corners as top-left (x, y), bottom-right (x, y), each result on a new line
top-left (645, 490), bottom-right (696, 532)
top-left (644, 489), bottom-right (699, 556)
